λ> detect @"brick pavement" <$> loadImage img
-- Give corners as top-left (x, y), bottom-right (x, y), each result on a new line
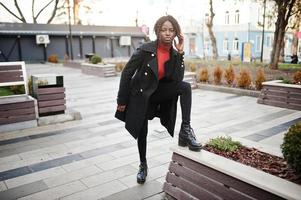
top-left (0, 63), bottom-right (300, 199)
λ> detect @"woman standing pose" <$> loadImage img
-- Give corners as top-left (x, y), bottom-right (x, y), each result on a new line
top-left (115, 15), bottom-right (202, 184)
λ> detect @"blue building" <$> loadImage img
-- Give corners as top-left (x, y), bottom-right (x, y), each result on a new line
top-left (183, 0), bottom-right (297, 62)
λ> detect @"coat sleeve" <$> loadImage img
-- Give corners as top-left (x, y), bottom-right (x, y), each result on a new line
top-left (173, 52), bottom-right (185, 81)
top-left (117, 47), bottom-right (144, 105)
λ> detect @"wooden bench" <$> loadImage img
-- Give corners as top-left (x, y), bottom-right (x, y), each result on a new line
top-left (0, 61), bottom-right (37, 130)
top-left (31, 74), bottom-right (66, 117)
top-left (258, 80), bottom-right (301, 110)
top-left (163, 147), bottom-right (299, 200)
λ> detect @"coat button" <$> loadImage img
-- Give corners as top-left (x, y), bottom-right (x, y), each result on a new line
top-left (140, 88), bottom-right (143, 92)
top-left (147, 64), bottom-right (150, 67)
top-left (181, 64), bottom-right (184, 68)
top-left (151, 53), bottom-right (155, 57)
top-left (144, 72), bottom-right (148, 76)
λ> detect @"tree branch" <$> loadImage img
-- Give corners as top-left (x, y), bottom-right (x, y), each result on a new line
top-left (0, 2), bottom-right (25, 22)
top-left (32, 0), bottom-right (36, 23)
top-left (14, 0), bottom-right (26, 22)
top-left (35, 0), bottom-right (55, 21)
top-left (47, 0), bottom-right (60, 24)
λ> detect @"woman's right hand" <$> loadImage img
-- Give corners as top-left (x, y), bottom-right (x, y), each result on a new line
top-left (117, 104), bottom-right (126, 112)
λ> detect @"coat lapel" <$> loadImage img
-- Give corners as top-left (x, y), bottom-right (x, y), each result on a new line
top-left (141, 41), bottom-right (159, 80)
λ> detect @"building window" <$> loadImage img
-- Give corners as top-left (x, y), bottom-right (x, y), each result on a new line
top-left (235, 10), bottom-right (240, 24)
top-left (266, 35), bottom-right (273, 47)
top-left (225, 11), bottom-right (229, 24)
top-left (256, 35), bottom-right (261, 52)
top-left (233, 38), bottom-right (239, 51)
top-left (223, 38), bottom-right (229, 51)
top-left (189, 37), bottom-right (196, 54)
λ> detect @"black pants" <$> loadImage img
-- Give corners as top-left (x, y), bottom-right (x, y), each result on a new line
top-left (137, 81), bottom-right (192, 163)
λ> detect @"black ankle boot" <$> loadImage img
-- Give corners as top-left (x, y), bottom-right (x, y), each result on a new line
top-left (178, 124), bottom-right (202, 151)
top-left (137, 162), bottom-right (148, 184)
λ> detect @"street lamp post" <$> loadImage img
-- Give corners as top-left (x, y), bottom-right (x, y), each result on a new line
top-left (260, 0), bottom-right (266, 62)
top-left (67, 0), bottom-right (74, 60)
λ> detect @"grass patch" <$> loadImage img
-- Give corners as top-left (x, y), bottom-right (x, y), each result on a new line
top-left (278, 63), bottom-right (301, 71)
top-left (0, 87), bottom-right (14, 96)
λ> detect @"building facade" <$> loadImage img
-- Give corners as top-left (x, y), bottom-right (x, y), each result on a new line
top-left (0, 23), bottom-right (146, 62)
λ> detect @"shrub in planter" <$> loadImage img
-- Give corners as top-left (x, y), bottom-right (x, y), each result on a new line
top-left (188, 63), bottom-right (197, 72)
top-left (237, 68), bottom-right (252, 89)
top-left (255, 67), bottom-right (266, 90)
top-left (9, 85), bottom-right (25, 94)
top-left (281, 121), bottom-right (301, 174)
top-left (91, 55), bottom-right (102, 64)
top-left (199, 67), bottom-right (209, 82)
top-left (293, 70), bottom-right (301, 84)
top-left (115, 62), bottom-right (126, 72)
top-left (224, 64), bottom-right (235, 86)
top-left (213, 65), bottom-right (223, 85)
top-left (207, 136), bottom-right (242, 152)
top-left (48, 54), bottom-right (58, 63)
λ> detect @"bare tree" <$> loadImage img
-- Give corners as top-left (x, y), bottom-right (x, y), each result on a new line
top-left (0, 0), bottom-right (61, 24)
top-left (269, 0), bottom-right (297, 69)
top-left (289, 0), bottom-right (301, 58)
top-left (205, 0), bottom-right (218, 60)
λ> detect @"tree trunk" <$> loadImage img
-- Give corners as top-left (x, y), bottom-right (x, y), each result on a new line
top-left (269, 0), bottom-right (296, 69)
top-left (279, 38), bottom-right (285, 63)
top-left (206, 0), bottom-right (218, 60)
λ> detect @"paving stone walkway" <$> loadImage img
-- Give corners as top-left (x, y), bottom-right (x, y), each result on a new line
top-left (0, 63), bottom-right (300, 200)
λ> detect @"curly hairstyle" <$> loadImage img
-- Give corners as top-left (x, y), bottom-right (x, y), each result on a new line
top-left (153, 15), bottom-right (181, 37)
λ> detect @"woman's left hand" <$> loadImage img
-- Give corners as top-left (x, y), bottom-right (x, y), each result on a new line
top-left (174, 33), bottom-right (184, 54)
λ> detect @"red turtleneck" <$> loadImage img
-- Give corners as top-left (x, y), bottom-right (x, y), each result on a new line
top-left (157, 43), bottom-right (171, 80)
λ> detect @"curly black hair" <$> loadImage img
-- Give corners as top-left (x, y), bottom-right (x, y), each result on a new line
top-left (153, 15), bottom-right (181, 37)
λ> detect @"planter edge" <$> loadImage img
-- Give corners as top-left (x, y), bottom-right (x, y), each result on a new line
top-left (171, 146), bottom-right (301, 200)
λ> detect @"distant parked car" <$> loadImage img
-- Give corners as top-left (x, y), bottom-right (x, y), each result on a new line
top-left (283, 55), bottom-right (292, 63)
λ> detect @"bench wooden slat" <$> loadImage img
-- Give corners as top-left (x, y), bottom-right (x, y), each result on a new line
top-left (263, 85), bottom-right (301, 93)
top-left (39, 105), bottom-right (66, 114)
top-left (0, 65), bottom-right (22, 71)
top-left (0, 113), bottom-right (36, 125)
top-left (163, 182), bottom-right (198, 200)
top-left (37, 93), bottom-right (65, 101)
top-left (0, 71), bottom-right (24, 84)
top-left (0, 107), bottom-right (35, 118)
top-left (258, 99), bottom-right (301, 110)
top-left (166, 172), bottom-right (219, 200)
top-left (168, 161), bottom-right (252, 200)
top-left (0, 100), bottom-right (34, 110)
top-left (37, 87), bottom-right (65, 95)
top-left (172, 153), bottom-right (284, 200)
top-left (0, 95), bottom-right (34, 106)
top-left (38, 99), bottom-right (66, 107)
top-left (262, 94), bottom-right (301, 104)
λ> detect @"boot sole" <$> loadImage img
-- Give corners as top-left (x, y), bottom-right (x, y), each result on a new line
top-left (137, 178), bottom-right (146, 184)
top-left (188, 145), bottom-right (202, 152)
top-left (179, 138), bottom-right (202, 152)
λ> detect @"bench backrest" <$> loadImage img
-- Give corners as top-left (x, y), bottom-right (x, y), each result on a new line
top-left (0, 61), bottom-right (28, 96)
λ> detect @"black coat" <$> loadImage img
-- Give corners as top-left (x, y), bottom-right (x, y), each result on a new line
top-left (116, 40), bottom-right (185, 139)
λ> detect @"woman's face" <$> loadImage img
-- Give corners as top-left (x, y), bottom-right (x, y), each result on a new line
top-left (158, 20), bottom-right (176, 45)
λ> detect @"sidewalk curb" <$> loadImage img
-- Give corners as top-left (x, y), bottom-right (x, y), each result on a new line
top-left (197, 83), bottom-right (260, 97)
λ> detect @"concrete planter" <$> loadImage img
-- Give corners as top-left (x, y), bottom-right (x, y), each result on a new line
top-left (258, 80), bottom-right (301, 110)
top-left (163, 147), bottom-right (301, 200)
top-left (81, 62), bottom-right (117, 77)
